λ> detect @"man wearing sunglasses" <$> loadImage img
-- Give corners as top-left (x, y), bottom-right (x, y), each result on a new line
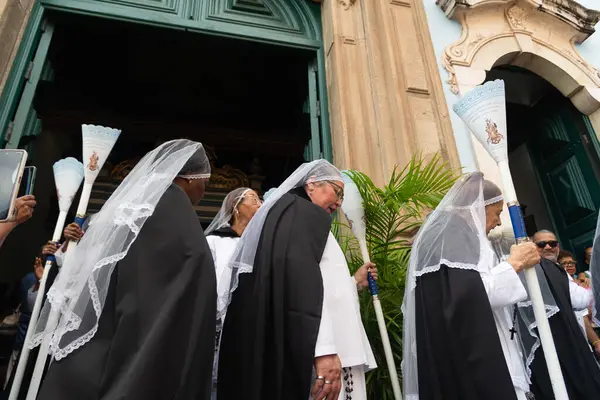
top-left (527, 230), bottom-right (600, 399)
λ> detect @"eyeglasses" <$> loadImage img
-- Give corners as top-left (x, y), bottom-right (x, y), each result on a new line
top-left (560, 261), bottom-right (577, 267)
top-left (535, 240), bottom-right (558, 249)
top-left (326, 180), bottom-right (344, 201)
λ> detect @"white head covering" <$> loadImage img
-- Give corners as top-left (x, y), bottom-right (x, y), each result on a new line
top-left (205, 187), bottom-right (252, 236)
top-left (31, 139), bottom-right (211, 360)
top-left (262, 188), bottom-right (277, 201)
top-left (216, 159), bottom-right (342, 320)
top-left (402, 172), bottom-right (504, 398)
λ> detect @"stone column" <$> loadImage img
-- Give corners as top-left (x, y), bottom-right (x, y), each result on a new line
top-left (0, 0), bottom-right (34, 94)
top-left (320, 0), bottom-right (459, 185)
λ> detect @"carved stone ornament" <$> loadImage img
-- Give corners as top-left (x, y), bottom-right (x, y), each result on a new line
top-left (506, 4), bottom-right (527, 30)
top-left (338, 0), bottom-right (356, 10)
top-left (438, 0), bottom-right (600, 99)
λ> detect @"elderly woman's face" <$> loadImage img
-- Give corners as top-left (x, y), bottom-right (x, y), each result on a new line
top-left (236, 190), bottom-right (262, 221)
top-left (306, 180), bottom-right (344, 214)
top-left (485, 202), bottom-right (503, 235)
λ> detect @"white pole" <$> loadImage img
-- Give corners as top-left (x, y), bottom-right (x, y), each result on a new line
top-left (8, 211), bottom-right (67, 400)
top-left (358, 241), bottom-right (403, 400)
top-left (497, 160), bottom-right (568, 399)
top-left (26, 183), bottom-right (93, 400)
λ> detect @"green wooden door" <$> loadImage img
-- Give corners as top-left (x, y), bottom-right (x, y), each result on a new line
top-left (4, 20), bottom-right (54, 149)
top-left (527, 94), bottom-right (600, 268)
top-left (304, 57), bottom-right (322, 161)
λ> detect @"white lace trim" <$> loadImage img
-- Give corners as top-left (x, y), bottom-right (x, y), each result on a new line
top-left (484, 195), bottom-right (503, 206)
top-left (30, 203), bottom-right (158, 359)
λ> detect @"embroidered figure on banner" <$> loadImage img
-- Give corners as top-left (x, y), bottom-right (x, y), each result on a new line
top-left (485, 119), bottom-right (504, 145)
top-left (88, 151), bottom-right (100, 172)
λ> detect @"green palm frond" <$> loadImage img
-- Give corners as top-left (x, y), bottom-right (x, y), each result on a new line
top-left (334, 153), bottom-right (457, 398)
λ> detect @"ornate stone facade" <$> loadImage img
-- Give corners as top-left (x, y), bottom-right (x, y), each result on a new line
top-left (320, 0), bottom-right (460, 184)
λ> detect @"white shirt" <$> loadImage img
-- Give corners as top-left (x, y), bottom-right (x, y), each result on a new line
top-left (206, 234), bottom-right (240, 311)
top-left (480, 254), bottom-right (530, 393)
top-left (314, 233), bottom-right (377, 370)
top-left (567, 272), bottom-right (592, 311)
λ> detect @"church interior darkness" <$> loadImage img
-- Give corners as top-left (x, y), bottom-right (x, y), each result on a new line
top-left (0, 11), bottom-right (318, 282)
top-left (37, 12), bottom-right (316, 221)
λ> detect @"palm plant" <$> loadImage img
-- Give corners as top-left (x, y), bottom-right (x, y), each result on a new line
top-left (333, 153), bottom-right (457, 399)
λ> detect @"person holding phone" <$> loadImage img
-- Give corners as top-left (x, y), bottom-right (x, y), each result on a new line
top-left (0, 195), bottom-right (36, 248)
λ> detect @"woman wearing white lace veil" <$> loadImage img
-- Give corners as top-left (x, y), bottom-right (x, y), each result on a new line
top-left (33, 139), bottom-right (217, 400)
top-left (204, 187), bottom-right (262, 399)
top-left (402, 172), bottom-right (541, 400)
top-left (216, 160), bottom-right (376, 400)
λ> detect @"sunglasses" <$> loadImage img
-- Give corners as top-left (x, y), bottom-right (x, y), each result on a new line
top-left (326, 180), bottom-right (344, 201)
top-left (535, 240), bottom-right (559, 249)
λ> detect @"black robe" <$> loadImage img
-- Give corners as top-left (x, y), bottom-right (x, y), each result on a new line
top-left (414, 214), bottom-right (518, 400)
top-left (37, 184), bottom-right (217, 400)
top-left (529, 258), bottom-right (600, 400)
top-left (217, 188), bottom-right (331, 400)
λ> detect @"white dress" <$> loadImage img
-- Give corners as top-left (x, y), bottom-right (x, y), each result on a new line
top-left (312, 233), bottom-right (377, 400)
top-left (206, 233), bottom-right (239, 400)
top-left (479, 248), bottom-right (530, 400)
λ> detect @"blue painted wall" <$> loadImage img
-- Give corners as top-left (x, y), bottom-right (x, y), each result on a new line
top-left (421, 0), bottom-right (600, 172)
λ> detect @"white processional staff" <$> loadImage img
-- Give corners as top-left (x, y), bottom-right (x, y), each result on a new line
top-left (453, 80), bottom-right (568, 400)
top-left (340, 172), bottom-right (403, 400)
top-left (8, 158), bottom-right (84, 400)
top-left (26, 124), bottom-right (121, 400)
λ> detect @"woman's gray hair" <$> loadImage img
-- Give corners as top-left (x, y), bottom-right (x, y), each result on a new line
top-left (483, 179), bottom-right (503, 206)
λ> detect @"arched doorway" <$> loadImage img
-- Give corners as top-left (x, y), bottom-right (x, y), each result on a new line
top-left (0, 0), bottom-right (330, 282)
top-left (487, 66), bottom-right (600, 269)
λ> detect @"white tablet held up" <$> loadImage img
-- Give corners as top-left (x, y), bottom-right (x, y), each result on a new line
top-left (0, 149), bottom-right (28, 222)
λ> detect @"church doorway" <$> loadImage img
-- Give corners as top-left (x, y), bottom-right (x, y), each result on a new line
top-left (487, 66), bottom-right (600, 272)
top-left (0, 9), bottom-right (326, 282)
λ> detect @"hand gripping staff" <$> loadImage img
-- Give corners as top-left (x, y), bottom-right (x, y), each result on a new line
top-left (8, 158), bottom-right (84, 400)
top-left (453, 80), bottom-right (568, 400)
top-left (26, 124), bottom-right (121, 400)
top-left (340, 171), bottom-right (403, 400)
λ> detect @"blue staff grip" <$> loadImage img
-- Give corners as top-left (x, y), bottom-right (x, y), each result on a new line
top-left (45, 241), bottom-right (60, 263)
top-left (508, 203), bottom-right (527, 241)
top-left (73, 216), bottom-right (87, 228)
top-left (368, 272), bottom-right (379, 296)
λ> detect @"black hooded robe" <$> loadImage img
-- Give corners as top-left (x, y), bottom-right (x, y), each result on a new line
top-left (217, 188), bottom-right (331, 400)
top-left (415, 266), bottom-right (519, 400)
top-left (529, 258), bottom-right (600, 400)
top-left (37, 184), bottom-right (217, 400)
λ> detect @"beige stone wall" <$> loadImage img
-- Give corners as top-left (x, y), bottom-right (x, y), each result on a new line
top-left (320, 0), bottom-right (459, 186)
top-left (0, 0), bottom-right (33, 95)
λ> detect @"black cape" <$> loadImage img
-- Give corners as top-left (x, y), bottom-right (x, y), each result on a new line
top-left (414, 214), bottom-right (518, 400)
top-left (529, 258), bottom-right (600, 399)
top-left (38, 184), bottom-right (217, 400)
top-left (217, 188), bottom-right (331, 400)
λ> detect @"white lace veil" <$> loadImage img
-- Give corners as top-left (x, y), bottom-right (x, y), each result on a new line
top-left (216, 159), bottom-right (342, 320)
top-left (489, 227), bottom-right (559, 377)
top-left (205, 187), bottom-right (252, 236)
top-left (30, 139), bottom-right (210, 360)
